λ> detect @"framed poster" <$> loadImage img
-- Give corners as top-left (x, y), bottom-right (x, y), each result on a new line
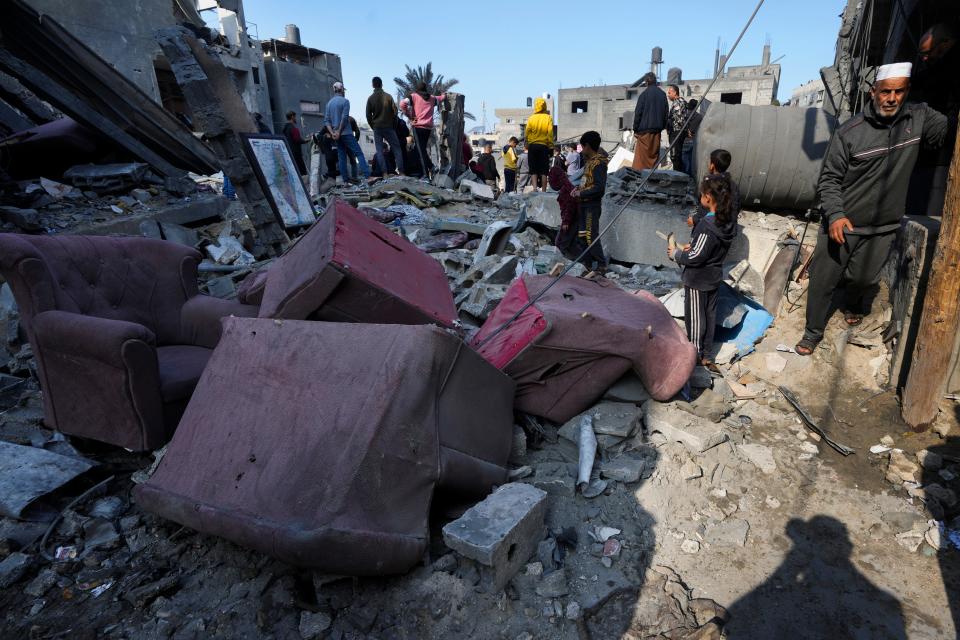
top-left (240, 133), bottom-right (315, 228)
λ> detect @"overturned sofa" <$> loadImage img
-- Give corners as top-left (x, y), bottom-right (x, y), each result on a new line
top-left (134, 317), bottom-right (514, 574)
top-left (470, 275), bottom-right (696, 423)
top-left (243, 199), bottom-right (458, 328)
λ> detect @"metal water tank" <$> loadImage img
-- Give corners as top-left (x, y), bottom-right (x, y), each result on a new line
top-left (667, 67), bottom-right (682, 85)
top-left (651, 46), bottom-right (663, 64)
top-left (284, 24), bottom-right (301, 46)
top-left (694, 103), bottom-right (838, 211)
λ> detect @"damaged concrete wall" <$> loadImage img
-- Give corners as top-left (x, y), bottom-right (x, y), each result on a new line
top-left (23, 0), bottom-right (174, 102)
top-left (262, 49), bottom-right (342, 138)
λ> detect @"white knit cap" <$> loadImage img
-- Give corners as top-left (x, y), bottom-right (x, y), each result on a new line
top-left (876, 63), bottom-right (912, 81)
top-left (333, 81), bottom-right (345, 91)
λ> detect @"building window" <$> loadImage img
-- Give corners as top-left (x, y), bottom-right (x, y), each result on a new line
top-left (300, 101), bottom-right (321, 113)
top-left (720, 92), bottom-right (743, 105)
top-left (618, 117), bottom-right (624, 130)
top-left (251, 67), bottom-right (260, 84)
top-left (572, 101), bottom-right (588, 113)
top-left (506, 118), bottom-right (513, 124)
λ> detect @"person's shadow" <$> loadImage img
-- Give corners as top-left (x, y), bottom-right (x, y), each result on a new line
top-left (724, 515), bottom-right (907, 639)
top-left (924, 434), bottom-right (960, 638)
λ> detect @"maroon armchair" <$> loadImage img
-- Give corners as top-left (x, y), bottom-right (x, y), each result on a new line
top-left (0, 234), bottom-right (258, 450)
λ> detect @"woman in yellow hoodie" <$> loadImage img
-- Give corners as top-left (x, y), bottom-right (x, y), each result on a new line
top-left (525, 97), bottom-right (554, 192)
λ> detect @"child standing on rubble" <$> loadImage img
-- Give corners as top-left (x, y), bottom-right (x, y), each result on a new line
top-left (670, 174), bottom-right (737, 366)
top-left (571, 130), bottom-right (608, 270)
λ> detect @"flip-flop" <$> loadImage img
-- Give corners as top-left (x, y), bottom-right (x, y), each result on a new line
top-left (795, 338), bottom-right (820, 356)
top-left (844, 312), bottom-right (863, 326)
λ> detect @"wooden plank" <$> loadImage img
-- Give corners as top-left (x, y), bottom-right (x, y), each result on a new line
top-left (901, 129), bottom-right (960, 429)
top-left (886, 217), bottom-right (939, 389)
top-left (156, 27), bottom-right (288, 257)
top-left (0, 50), bottom-right (184, 177)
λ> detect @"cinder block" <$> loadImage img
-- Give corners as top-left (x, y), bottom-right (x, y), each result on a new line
top-left (442, 483), bottom-right (548, 592)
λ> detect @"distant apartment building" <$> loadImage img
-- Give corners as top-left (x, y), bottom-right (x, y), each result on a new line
top-left (789, 79), bottom-right (826, 108)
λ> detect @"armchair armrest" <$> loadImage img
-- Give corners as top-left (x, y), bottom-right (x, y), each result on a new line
top-left (180, 295), bottom-right (259, 348)
top-left (32, 310), bottom-right (156, 364)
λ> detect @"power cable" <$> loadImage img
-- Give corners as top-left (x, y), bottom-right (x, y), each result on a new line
top-left (475, 0), bottom-right (768, 349)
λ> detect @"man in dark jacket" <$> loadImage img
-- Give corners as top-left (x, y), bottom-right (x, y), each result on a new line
top-left (366, 76), bottom-right (405, 176)
top-left (796, 63), bottom-right (948, 355)
top-left (632, 72), bottom-right (668, 171)
top-left (282, 110), bottom-right (307, 175)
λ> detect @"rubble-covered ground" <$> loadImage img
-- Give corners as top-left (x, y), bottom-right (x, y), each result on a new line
top-left (1, 173), bottom-right (959, 639)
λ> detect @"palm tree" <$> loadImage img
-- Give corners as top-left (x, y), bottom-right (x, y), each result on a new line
top-left (394, 62), bottom-right (475, 121)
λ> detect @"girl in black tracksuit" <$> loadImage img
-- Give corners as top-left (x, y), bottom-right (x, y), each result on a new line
top-left (670, 174), bottom-right (737, 365)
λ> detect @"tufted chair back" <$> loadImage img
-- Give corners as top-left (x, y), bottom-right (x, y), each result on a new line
top-left (0, 234), bottom-right (201, 346)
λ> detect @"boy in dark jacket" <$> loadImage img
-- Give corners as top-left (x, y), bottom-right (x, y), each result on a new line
top-left (671, 174), bottom-right (737, 365)
top-left (478, 142), bottom-right (501, 197)
top-left (571, 130), bottom-right (608, 270)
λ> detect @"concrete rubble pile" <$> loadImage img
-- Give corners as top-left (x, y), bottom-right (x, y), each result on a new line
top-left (3, 102), bottom-right (949, 634)
top-left (0, 9), bottom-right (950, 637)
top-left (0, 157), bottom-right (832, 638)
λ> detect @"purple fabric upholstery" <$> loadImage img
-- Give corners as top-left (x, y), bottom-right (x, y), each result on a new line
top-left (0, 233), bottom-right (259, 450)
top-left (157, 346), bottom-right (212, 402)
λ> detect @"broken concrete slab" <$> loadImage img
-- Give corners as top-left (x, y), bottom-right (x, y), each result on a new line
top-left (460, 180), bottom-right (495, 201)
top-left (886, 449), bottom-right (921, 485)
top-left (678, 389), bottom-right (729, 423)
top-left (458, 283), bottom-right (509, 323)
top-left (737, 443), bottom-right (777, 474)
top-left (0, 441), bottom-right (94, 519)
top-left (62, 163), bottom-right (149, 193)
top-left (474, 221), bottom-right (514, 259)
top-left (521, 192), bottom-right (562, 229)
top-left (589, 402), bottom-right (642, 438)
top-left (704, 519), bottom-right (750, 547)
top-left (603, 371), bottom-right (652, 404)
top-left (725, 259), bottom-right (765, 304)
top-left (642, 400), bottom-right (729, 453)
top-left (74, 196), bottom-right (231, 237)
top-left (455, 255), bottom-right (519, 290)
top-left (0, 551), bottom-right (31, 588)
top-left (600, 455), bottom-right (646, 483)
top-left (442, 483), bottom-right (548, 592)
top-left (158, 222), bottom-right (199, 247)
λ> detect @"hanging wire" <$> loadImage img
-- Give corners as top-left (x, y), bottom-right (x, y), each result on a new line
top-left (475, 0), bottom-right (769, 349)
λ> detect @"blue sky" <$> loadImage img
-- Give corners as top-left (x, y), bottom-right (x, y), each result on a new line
top-left (240, 0), bottom-right (843, 127)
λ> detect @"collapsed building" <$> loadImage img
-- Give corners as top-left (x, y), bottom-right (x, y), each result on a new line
top-left (0, 0), bottom-right (959, 638)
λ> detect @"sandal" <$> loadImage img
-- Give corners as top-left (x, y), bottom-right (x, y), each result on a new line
top-left (795, 338), bottom-right (820, 356)
top-left (844, 311), bottom-right (863, 326)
